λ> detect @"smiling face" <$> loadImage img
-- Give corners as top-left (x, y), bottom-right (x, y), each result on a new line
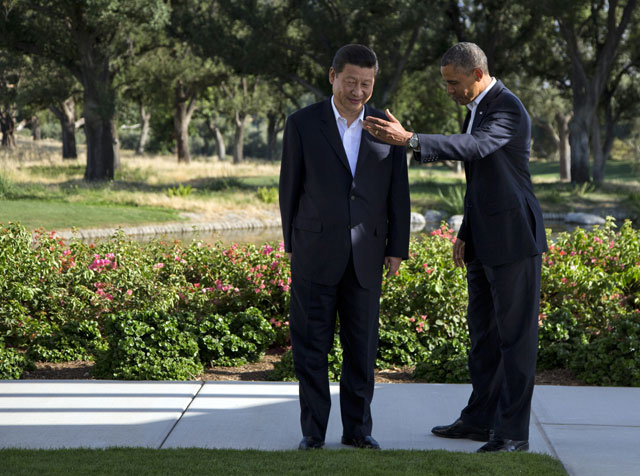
top-left (329, 63), bottom-right (375, 124)
top-left (440, 64), bottom-right (485, 106)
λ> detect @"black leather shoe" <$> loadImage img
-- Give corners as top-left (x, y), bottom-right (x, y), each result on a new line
top-left (298, 436), bottom-right (324, 450)
top-left (341, 435), bottom-right (380, 449)
top-left (431, 418), bottom-right (490, 441)
top-left (477, 437), bottom-right (529, 453)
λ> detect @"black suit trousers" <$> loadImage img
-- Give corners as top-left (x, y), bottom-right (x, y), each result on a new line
top-left (460, 254), bottom-right (542, 441)
top-left (289, 252), bottom-right (381, 440)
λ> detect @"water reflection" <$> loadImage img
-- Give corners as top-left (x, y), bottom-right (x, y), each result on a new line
top-left (101, 219), bottom-right (596, 247)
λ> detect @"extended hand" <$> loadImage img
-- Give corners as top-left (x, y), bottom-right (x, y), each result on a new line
top-left (363, 109), bottom-right (413, 146)
top-left (384, 256), bottom-right (402, 277)
top-left (452, 238), bottom-right (465, 268)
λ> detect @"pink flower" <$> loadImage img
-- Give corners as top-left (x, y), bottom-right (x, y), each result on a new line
top-left (63, 250), bottom-right (72, 256)
top-left (561, 278), bottom-right (568, 284)
top-left (153, 263), bottom-right (164, 269)
top-left (126, 290), bottom-right (133, 296)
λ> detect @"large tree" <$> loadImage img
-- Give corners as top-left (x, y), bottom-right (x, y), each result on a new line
top-left (1, 0), bottom-right (170, 180)
top-left (540, 0), bottom-right (638, 183)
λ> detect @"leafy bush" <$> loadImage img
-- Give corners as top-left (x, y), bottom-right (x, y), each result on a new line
top-left (413, 341), bottom-right (470, 383)
top-left (166, 184), bottom-right (194, 198)
top-left (0, 340), bottom-right (33, 379)
top-left (27, 319), bottom-right (106, 362)
top-left (93, 310), bottom-right (203, 380)
top-left (194, 307), bottom-right (276, 366)
top-left (570, 313), bottom-right (640, 386)
top-left (256, 186), bottom-right (278, 204)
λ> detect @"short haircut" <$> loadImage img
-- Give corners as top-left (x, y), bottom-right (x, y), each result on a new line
top-left (441, 42), bottom-right (489, 75)
top-left (331, 44), bottom-right (379, 76)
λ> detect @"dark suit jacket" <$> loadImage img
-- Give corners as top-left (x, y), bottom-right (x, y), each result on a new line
top-left (415, 80), bottom-right (548, 266)
top-left (279, 99), bottom-right (410, 289)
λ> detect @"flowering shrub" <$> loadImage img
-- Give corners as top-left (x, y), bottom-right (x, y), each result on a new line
top-left (379, 225), bottom-right (469, 376)
top-left (0, 219), bottom-right (639, 385)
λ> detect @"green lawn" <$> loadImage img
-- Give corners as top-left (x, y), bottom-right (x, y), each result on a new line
top-left (0, 199), bottom-right (181, 230)
top-left (2, 143), bottom-right (639, 231)
top-left (0, 448), bottom-right (568, 476)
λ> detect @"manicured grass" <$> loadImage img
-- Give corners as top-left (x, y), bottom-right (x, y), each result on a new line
top-left (0, 448), bottom-right (568, 476)
top-left (2, 137), bottom-right (639, 232)
top-left (409, 159), bottom-right (640, 219)
top-left (0, 199), bottom-right (181, 230)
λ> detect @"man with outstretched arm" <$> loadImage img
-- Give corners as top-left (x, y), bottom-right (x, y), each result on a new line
top-left (362, 42), bottom-right (547, 453)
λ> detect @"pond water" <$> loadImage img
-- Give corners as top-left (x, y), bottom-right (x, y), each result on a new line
top-left (104, 219), bottom-right (601, 247)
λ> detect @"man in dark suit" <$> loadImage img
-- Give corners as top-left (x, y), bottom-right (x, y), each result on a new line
top-left (362, 42), bottom-right (547, 453)
top-left (279, 44), bottom-right (410, 451)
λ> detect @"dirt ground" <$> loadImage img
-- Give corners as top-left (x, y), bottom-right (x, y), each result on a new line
top-left (21, 354), bottom-right (587, 386)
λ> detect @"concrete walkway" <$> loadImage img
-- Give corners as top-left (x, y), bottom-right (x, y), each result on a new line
top-left (1, 381), bottom-right (638, 476)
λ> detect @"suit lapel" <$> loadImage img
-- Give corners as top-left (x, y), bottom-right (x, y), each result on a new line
top-left (319, 99), bottom-right (351, 174)
top-left (353, 104), bottom-right (373, 178)
top-left (472, 80), bottom-right (505, 131)
top-left (462, 110), bottom-right (471, 134)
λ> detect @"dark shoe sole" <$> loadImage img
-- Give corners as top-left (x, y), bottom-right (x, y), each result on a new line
top-left (431, 429), bottom-right (490, 442)
top-left (341, 437), bottom-right (380, 449)
top-left (477, 441), bottom-right (529, 453)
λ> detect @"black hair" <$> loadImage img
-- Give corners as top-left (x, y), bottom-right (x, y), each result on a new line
top-left (331, 44), bottom-right (379, 75)
top-left (441, 42), bottom-right (489, 75)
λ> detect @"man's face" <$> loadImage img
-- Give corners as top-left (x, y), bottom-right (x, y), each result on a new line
top-left (329, 63), bottom-right (375, 119)
top-left (440, 64), bottom-right (483, 105)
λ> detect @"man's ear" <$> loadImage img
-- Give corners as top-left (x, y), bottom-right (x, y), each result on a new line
top-left (329, 67), bottom-right (336, 85)
top-left (473, 68), bottom-right (484, 81)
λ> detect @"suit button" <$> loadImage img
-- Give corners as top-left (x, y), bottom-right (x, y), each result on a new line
top-left (350, 195), bottom-right (355, 200)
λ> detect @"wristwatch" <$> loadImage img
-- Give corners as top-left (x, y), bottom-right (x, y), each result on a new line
top-left (408, 132), bottom-right (420, 151)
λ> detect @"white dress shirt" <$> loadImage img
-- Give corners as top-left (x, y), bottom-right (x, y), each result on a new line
top-left (466, 77), bottom-right (497, 134)
top-left (331, 96), bottom-right (364, 176)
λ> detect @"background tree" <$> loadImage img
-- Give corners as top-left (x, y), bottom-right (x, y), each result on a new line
top-left (1, 0), bottom-right (170, 180)
top-left (0, 50), bottom-right (27, 148)
top-left (539, 0), bottom-right (638, 183)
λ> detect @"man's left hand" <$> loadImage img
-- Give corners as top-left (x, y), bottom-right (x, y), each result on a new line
top-left (384, 256), bottom-right (402, 277)
top-left (363, 109), bottom-right (412, 146)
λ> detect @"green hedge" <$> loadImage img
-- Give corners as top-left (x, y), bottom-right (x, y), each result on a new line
top-left (1, 219), bottom-right (638, 384)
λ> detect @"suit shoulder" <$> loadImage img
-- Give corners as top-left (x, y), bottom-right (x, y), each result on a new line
top-left (287, 101), bottom-right (325, 124)
top-left (494, 85), bottom-right (526, 112)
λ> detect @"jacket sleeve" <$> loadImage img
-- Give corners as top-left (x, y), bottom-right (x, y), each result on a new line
top-left (415, 104), bottom-right (521, 163)
top-left (385, 145), bottom-right (411, 259)
top-left (278, 116), bottom-right (303, 253)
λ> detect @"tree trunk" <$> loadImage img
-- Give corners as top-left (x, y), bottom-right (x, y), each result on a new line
top-left (232, 111), bottom-right (246, 164)
top-left (568, 103), bottom-right (592, 184)
top-left (592, 96), bottom-right (617, 184)
top-left (207, 118), bottom-right (226, 161)
top-left (555, 112), bottom-right (571, 182)
top-left (50, 97), bottom-right (78, 159)
top-left (31, 116), bottom-right (42, 141)
top-left (174, 81), bottom-right (197, 164)
top-left (266, 111), bottom-right (284, 162)
top-left (0, 111), bottom-right (17, 148)
top-left (135, 103), bottom-right (151, 155)
top-left (80, 50), bottom-right (118, 181)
